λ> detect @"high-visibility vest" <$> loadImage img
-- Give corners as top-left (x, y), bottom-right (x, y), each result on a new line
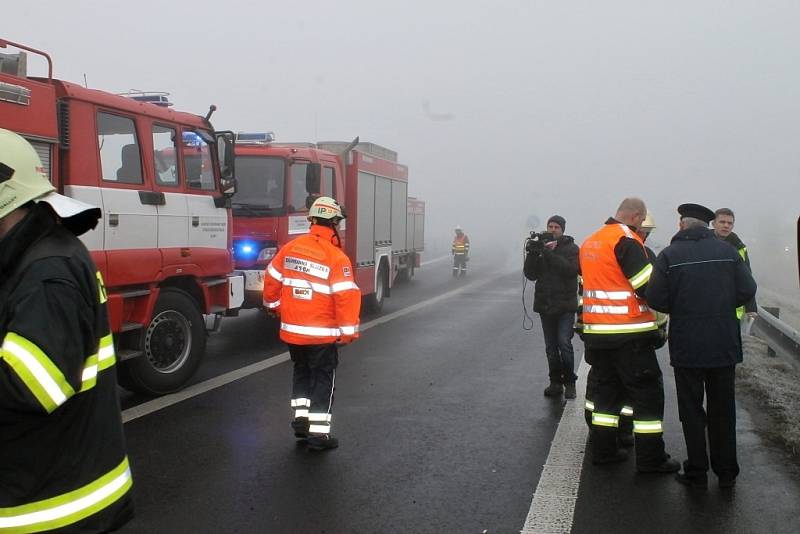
top-left (452, 235), bottom-right (469, 254)
top-left (580, 223), bottom-right (657, 335)
top-left (736, 246), bottom-right (747, 320)
top-left (263, 224), bottom-right (361, 345)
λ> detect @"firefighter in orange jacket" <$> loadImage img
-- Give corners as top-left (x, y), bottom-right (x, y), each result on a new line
top-left (579, 197), bottom-right (679, 473)
top-left (262, 197), bottom-right (361, 451)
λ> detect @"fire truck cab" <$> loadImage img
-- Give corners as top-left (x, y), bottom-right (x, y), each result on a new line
top-left (0, 39), bottom-right (243, 395)
top-left (230, 134), bottom-right (424, 312)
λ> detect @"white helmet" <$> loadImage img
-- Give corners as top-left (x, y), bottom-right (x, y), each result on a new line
top-left (455, 225), bottom-right (463, 232)
top-left (0, 128), bottom-right (100, 234)
top-left (307, 196), bottom-right (345, 221)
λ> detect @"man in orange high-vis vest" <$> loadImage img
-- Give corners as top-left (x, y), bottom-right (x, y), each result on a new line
top-left (263, 197), bottom-right (361, 451)
top-left (579, 197), bottom-right (679, 473)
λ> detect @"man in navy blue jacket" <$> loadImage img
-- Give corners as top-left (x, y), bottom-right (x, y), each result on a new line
top-left (646, 203), bottom-right (757, 489)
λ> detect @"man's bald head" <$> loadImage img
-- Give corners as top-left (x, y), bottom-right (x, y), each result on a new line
top-left (614, 197), bottom-right (647, 228)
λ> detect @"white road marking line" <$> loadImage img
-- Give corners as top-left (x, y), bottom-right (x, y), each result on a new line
top-left (123, 271), bottom-right (511, 423)
top-left (520, 357), bottom-right (589, 534)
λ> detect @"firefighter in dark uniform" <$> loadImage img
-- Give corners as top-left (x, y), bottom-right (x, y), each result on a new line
top-left (0, 129), bottom-right (134, 532)
top-left (647, 203), bottom-right (757, 488)
top-left (579, 198), bottom-right (679, 473)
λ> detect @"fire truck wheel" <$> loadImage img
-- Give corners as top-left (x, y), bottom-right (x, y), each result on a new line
top-left (365, 264), bottom-right (387, 313)
top-left (118, 288), bottom-right (206, 395)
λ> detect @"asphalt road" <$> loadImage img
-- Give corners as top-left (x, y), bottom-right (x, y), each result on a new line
top-left (117, 254), bottom-right (800, 533)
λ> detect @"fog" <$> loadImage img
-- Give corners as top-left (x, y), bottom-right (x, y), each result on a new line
top-left (5, 1), bottom-right (799, 300)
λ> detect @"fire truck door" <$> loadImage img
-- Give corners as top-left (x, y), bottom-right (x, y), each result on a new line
top-left (96, 112), bottom-right (159, 283)
top-left (182, 131), bottom-right (228, 251)
top-left (152, 124), bottom-right (189, 249)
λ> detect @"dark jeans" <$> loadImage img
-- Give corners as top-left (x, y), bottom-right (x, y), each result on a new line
top-left (540, 312), bottom-right (577, 383)
top-left (289, 343), bottom-right (339, 436)
top-left (586, 341), bottom-right (667, 468)
top-left (674, 366), bottom-right (739, 480)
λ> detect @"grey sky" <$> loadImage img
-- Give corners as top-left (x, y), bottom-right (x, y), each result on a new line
top-left (6, 0), bottom-right (799, 293)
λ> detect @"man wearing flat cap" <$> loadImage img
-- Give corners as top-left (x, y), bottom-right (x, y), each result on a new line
top-left (647, 203), bottom-right (757, 489)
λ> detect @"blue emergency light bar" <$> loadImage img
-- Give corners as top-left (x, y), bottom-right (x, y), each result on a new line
top-left (236, 132), bottom-right (275, 144)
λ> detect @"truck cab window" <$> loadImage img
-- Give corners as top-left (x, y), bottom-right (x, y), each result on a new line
top-left (98, 112), bottom-right (142, 184)
top-left (152, 125), bottom-right (180, 186)
top-left (183, 131), bottom-right (215, 191)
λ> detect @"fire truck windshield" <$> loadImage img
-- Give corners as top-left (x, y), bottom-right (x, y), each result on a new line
top-left (231, 156), bottom-right (286, 216)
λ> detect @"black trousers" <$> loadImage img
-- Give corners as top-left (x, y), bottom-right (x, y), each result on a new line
top-left (674, 366), bottom-right (739, 479)
top-left (289, 343), bottom-right (338, 437)
top-left (586, 341), bottom-right (667, 467)
top-left (585, 365), bottom-right (634, 436)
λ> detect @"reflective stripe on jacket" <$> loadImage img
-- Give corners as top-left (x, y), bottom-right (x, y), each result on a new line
top-left (263, 224), bottom-right (361, 345)
top-left (580, 223), bottom-right (657, 335)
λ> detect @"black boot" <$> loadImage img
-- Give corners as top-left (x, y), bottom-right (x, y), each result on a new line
top-left (544, 381), bottom-right (564, 397)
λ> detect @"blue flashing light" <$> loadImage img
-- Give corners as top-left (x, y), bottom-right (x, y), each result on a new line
top-left (182, 131), bottom-right (204, 147)
top-left (233, 240), bottom-right (259, 260)
top-left (236, 131), bottom-right (276, 144)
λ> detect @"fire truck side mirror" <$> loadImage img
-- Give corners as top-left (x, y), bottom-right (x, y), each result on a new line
top-left (216, 130), bottom-right (236, 197)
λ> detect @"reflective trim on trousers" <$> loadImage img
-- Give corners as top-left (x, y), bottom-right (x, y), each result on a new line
top-left (621, 406), bottom-right (634, 416)
top-left (585, 400), bottom-right (595, 411)
top-left (633, 420), bottom-right (663, 434)
top-left (291, 398), bottom-right (311, 408)
top-left (0, 457), bottom-right (132, 532)
top-left (592, 412), bottom-right (620, 428)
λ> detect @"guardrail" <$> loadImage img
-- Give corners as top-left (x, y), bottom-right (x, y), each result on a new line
top-left (751, 305), bottom-right (800, 366)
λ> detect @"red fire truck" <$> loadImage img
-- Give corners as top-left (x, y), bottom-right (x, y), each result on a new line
top-left (0, 39), bottom-right (244, 395)
top-left (230, 134), bottom-right (425, 311)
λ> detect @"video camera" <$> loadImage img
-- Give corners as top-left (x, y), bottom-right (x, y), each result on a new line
top-left (525, 231), bottom-right (555, 254)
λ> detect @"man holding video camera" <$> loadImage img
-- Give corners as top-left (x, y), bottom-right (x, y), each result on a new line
top-left (524, 215), bottom-right (580, 398)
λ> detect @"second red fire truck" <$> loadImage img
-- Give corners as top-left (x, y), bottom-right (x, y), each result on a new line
top-left (229, 134), bottom-right (425, 312)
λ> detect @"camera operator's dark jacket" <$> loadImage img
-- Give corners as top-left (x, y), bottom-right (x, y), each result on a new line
top-left (524, 235), bottom-right (580, 315)
top-left (646, 226), bottom-right (757, 368)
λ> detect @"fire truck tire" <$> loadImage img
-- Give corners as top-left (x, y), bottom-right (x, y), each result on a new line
top-left (365, 264), bottom-right (387, 313)
top-left (118, 288), bottom-right (206, 396)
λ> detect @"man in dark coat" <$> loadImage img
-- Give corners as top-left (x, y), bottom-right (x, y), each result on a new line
top-left (524, 215), bottom-right (580, 398)
top-left (646, 203), bottom-right (757, 489)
